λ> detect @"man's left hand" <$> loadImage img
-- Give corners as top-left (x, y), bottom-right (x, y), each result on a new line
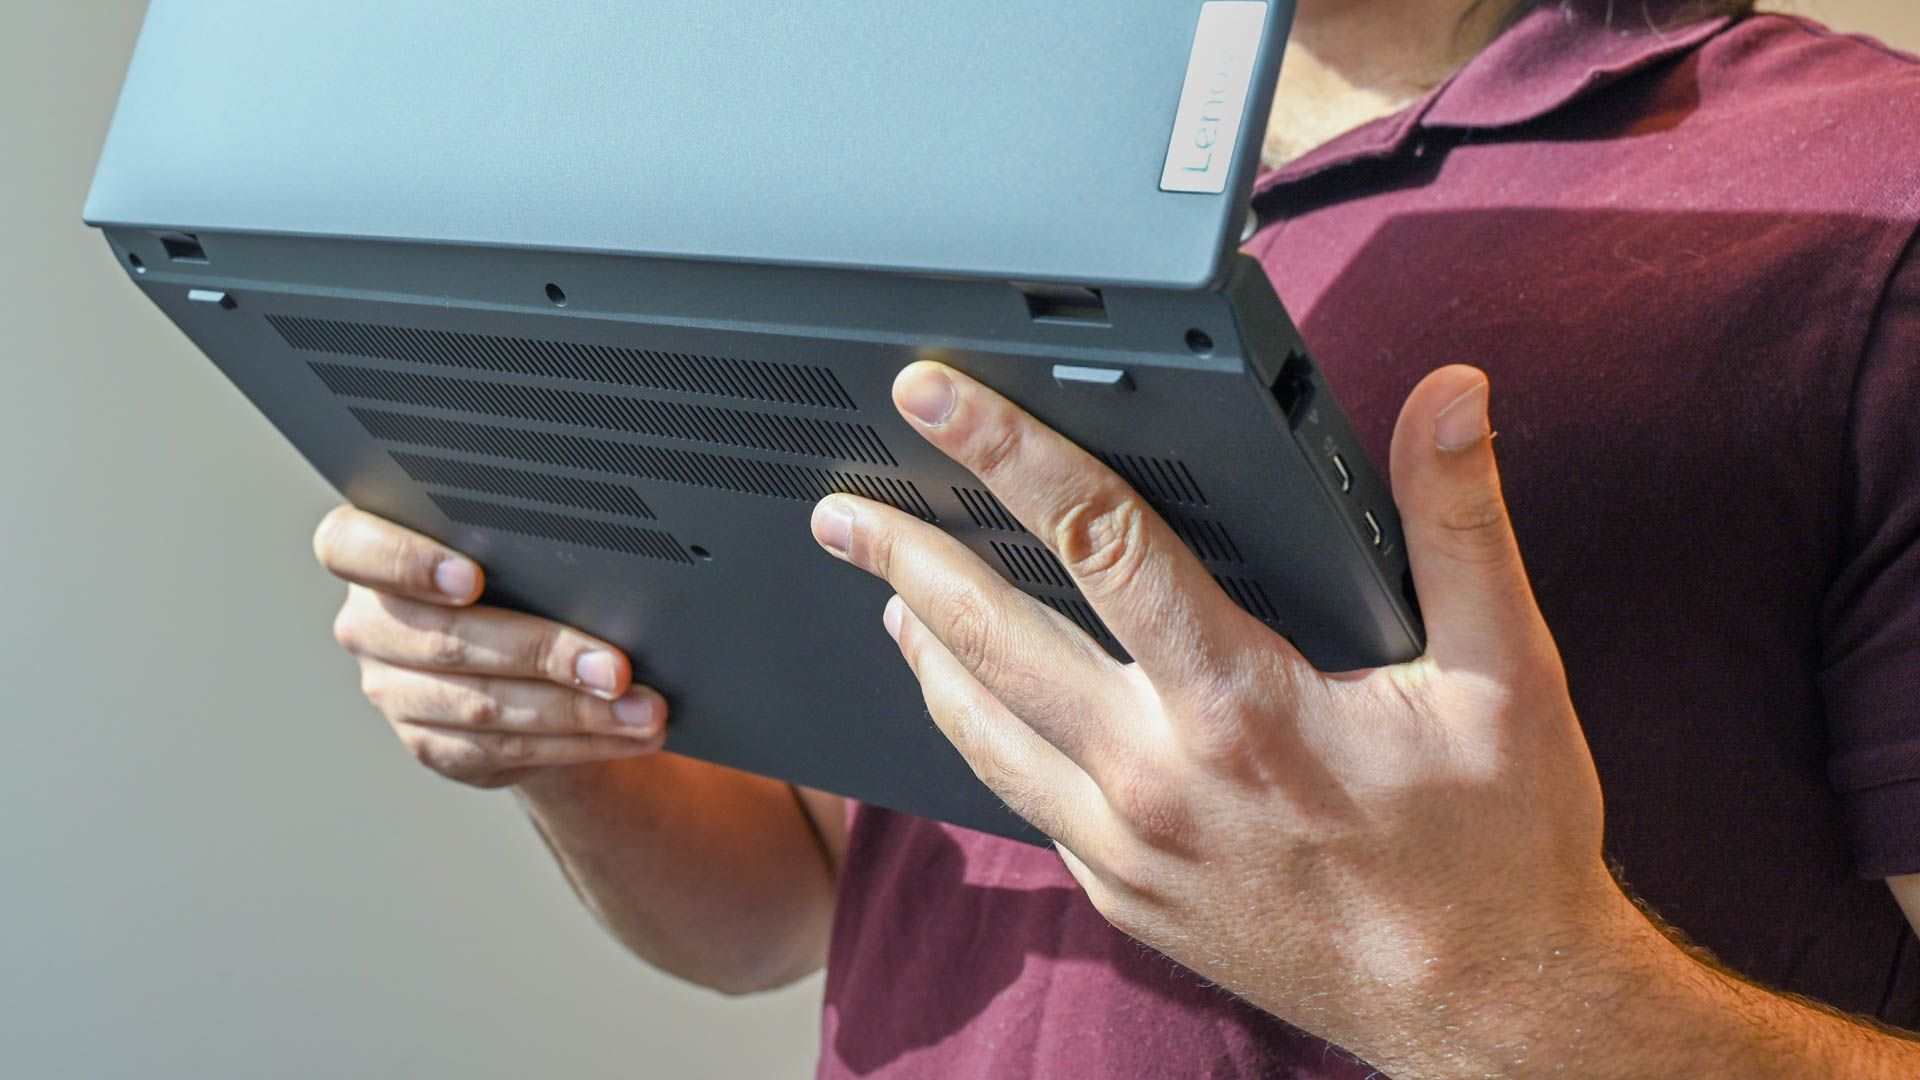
top-left (809, 359), bottom-right (1647, 1060)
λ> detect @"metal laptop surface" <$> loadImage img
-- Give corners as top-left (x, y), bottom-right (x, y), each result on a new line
top-left (87, 0), bottom-right (1421, 841)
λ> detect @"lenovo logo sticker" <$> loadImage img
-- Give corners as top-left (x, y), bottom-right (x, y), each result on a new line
top-left (1160, 1), bottom-right (1268, 194)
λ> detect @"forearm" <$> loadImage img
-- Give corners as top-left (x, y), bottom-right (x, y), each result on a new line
top-left (1351, 888), bottom-right (1920, 1079)
top-left (514, 753), bottom-right (837, 995)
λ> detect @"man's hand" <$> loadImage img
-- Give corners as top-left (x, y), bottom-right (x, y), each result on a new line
top-left (313, 509), bottom-right (842, 993)
top-left (314, 508), bottom-right (667, 788)
top-left (809, 361), bottom-right (1918, 1077)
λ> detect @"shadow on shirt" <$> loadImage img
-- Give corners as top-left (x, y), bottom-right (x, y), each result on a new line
top-left (822, 815), bottom-right (1371, 1077)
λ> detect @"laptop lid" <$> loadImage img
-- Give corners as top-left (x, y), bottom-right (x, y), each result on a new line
top-left (85, 0), bottom-right (1291, 289)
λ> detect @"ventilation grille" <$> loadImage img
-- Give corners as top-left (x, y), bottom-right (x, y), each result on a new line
top-left (269, 314), bottom-right (855, 410)
top-left (954, 487), bottom-right (1025, 533)
top-left (429, 494), bottom-right (692, 563)
top-left (1036, 595), bottom-right (1119, 648)
top-left (1165, 512), bottom-right (1244, 564)
top-left (391, 452), bottom-right (655, 520)
top-left (988, 539), bottom-right (1282, 634)
top-left (960, 487), bottom-right (1246, 573)
top-left (1097, 452), bottom-right (1207, 507)
top-left (990, 541), bottom-right (1073, 590)
top-left (353, 408), bottom-right (936, 520)
top-left (310, 362), bottom-right (894, 465)
top-left (1215, 574), bottom-right (1280, 622)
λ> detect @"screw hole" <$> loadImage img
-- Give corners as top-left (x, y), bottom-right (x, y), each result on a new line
top-left (689, 545), bottom-right (712, 561)
top-left (545, 282), bottom-right (568, 307)
top-left (128, 253), bottom-right (146, 274)
top-left (1184, 328), bottom-right (1214, 355)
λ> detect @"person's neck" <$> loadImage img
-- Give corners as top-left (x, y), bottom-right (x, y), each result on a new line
top-left (1263, 0), bottom-right (1503, 166)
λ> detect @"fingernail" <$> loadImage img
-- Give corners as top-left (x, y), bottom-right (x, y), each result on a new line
top-left (613, 691), bottom-right (659, 735)
top-left (574, 651), bottom-right (620, 699)
top-left (883, 596), bottom-right (905, 642)
top-left (814, 500), bottom-right (855, 557)
top-left (1434, 381), bottom-right (1491, 452)
top-left (433, 559), bottom-right (477, 599)
top-left (898, 366), bottom-right (957, 427)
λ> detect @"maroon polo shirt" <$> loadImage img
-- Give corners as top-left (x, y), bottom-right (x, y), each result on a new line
top-left (818, 7), bottom-right (1920, 1076)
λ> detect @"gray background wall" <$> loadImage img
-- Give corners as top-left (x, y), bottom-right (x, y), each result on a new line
top-left (3, 3), bottom-right (1915, 1078)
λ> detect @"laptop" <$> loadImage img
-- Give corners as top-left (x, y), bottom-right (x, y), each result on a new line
top-left (86, 0), bottom-right (1422, 841)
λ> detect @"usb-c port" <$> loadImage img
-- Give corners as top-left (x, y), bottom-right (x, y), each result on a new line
top-left (1330, 453), bottom-right (1353, 493)
top-left (1362, 510), bottom-right (1384, 548)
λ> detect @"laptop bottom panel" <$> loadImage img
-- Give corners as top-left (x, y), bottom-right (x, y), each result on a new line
top-left (102, 231), bottom-right (1421, 842)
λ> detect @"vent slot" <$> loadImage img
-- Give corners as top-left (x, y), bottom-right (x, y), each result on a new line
top-left (1036, 594), bottom-right (1119, 647)
top-left (1097, 452), bottom-right (1208, 507)
top-left (310, 362), bottom-right (894, 465)
top-left (391, 452), bottom-right (655, 520)
top-left (351, 408), bottom-right (936, 520)
top-left (1214, 574), bottom-right (1280, 622)
top-left (429, 494), bottom-right (692, 563)
top-left (990, 541), bottom-right (1074, 590)
top-left (268, 314), bottom-right (855, 410)
top-left (953, 487), bottom-right (1025, 534)
top-left (1165, 512), bottom-right (1244, 564)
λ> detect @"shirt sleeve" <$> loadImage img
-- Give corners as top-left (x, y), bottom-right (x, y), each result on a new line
top-left (1821, 231), bottom-right (1920, 880)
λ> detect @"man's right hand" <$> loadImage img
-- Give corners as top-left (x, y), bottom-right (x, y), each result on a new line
top-left (313, 505), bottom-right (667, 789)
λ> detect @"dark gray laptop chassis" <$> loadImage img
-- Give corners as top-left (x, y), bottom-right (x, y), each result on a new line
top-left (88, 1), bottom-right (1422, 841)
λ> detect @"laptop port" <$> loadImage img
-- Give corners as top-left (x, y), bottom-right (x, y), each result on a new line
top-left (156, 231), bottom-right (208, 263)
top-left (1330, 452), bottom-right (1353, 493)
top-left (1272, 349), bottom-right (1315, 427)
top-left (1016, 282), bottom-right (1108, 324)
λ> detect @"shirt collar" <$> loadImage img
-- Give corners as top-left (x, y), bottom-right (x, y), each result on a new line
top-left (1256, 1), bottom-right (1736, 191)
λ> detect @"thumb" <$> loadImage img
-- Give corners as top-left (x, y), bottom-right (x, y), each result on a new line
top-left (1389, 365), bottom-right (1548, 672)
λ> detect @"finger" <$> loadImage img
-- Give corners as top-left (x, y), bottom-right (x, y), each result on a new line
top-left (313, 505), bottom-right (483, 606)
top-left (359, 658), bottom-right (666, 739)
top-left (395, 724), bottom-right (661, 788)
top-left (885, 596), bottom-right (1106, 852)
top-left (889, 361), bottom-right (1275, 697)
top-left (334, 587), bottom-right (633, 700)
top-left (812, 495), bottom-right (1134, 768)
top-left (1387, 366), bottom-right (1551, 673)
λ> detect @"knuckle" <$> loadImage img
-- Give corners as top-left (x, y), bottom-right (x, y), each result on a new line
top-left (1432, 494), bottom-right (1514, 559)
top-left (966, 412), bottom-right (1026, 481)
top-left (567, 689), bottom-right (604, 733)
top-left (1104, 765), bottom-right (1193, 847)
top-left (381, 529), bottom-right (435, 592)
top-left (332, 606), bottom-right (362, 653)
top-left (423, 628), bottom-right (470, 669)
top-left (434, 741), bottom-right (487, 780)
top-left (399, 730), bottom-right (436, 767)
top-left (457, 690), bottom-right (501, 729)
top-left (524, 624), bottom-right (567, 679)
top-left (358, 664), bottom-right (390, 710)
top-left (1051, 490), bottom-right (1150, 588)
top-left (1175, 701), bottom-right (1262, 771)
top-left (489, 733), bottom-right (532, 764)
top-left (932, 585), bottom-right (999, 674)
top-left (936, 699), bottom-right (1058, 831)
top-left (936, 694), bottom-right (998, 777)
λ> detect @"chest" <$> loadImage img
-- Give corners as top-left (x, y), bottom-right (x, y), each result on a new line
top-left (1249, 157), bottom-right (1872, 616)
